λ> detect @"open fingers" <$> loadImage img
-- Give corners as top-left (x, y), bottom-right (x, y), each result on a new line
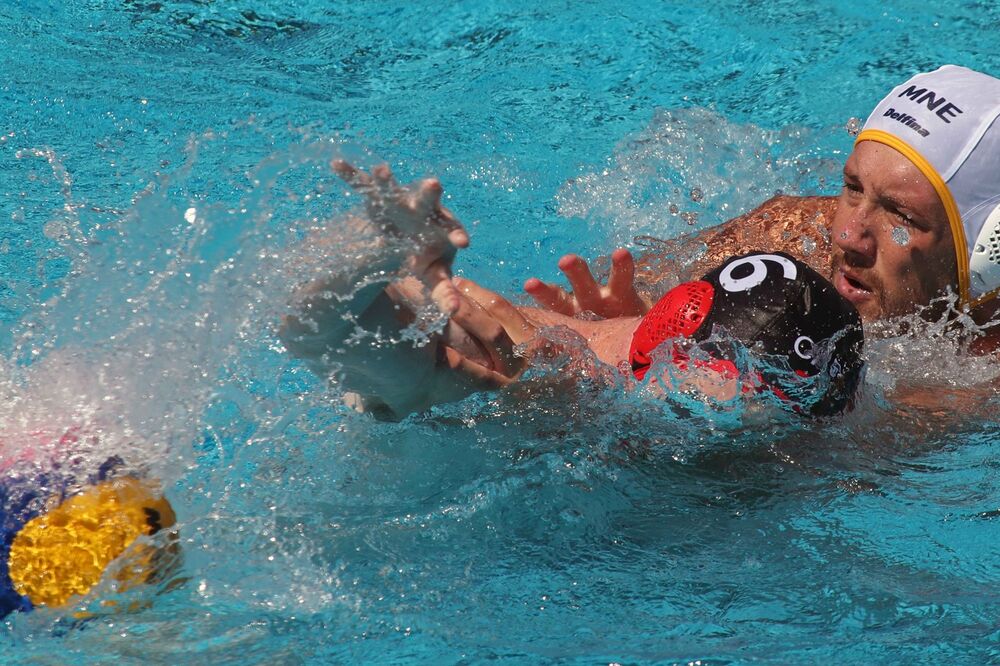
top-left (411, 178), bottom-right (443, 216)
top-left (447, 227), bottom-right (470, 249)
top-left (607, 248), bottom-right (635, 297)
top-left (558, 254), bottom-right (602, 313)
top-left (426, 202), bottom-right (468, 249)
top-left (332, 161), bottom-right (469, 251)
top-left (371, 163), bottom-right (398, 199)
top-left (331, 159), bottom-right (373, 190)
top-left (523, 277), bottom-right (575, 315)
top-left (410, 180), bottom-right (469, 249)
top-left (439, 206), bottom-right (469, 249)
top-left (607, 247), bottom-right (645, 315)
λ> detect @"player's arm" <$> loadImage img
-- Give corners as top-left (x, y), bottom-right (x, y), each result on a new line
top-left (279, 162), bottom-right (496, 419)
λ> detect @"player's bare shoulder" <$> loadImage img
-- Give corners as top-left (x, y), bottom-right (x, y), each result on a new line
top-left (697, 195), bottom-right (837, 278)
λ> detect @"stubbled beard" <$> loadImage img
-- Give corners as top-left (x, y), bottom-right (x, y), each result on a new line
top-left (830, 250), bottom-right (953, 323)
top-left (830, 251), bottom-right (891, 319)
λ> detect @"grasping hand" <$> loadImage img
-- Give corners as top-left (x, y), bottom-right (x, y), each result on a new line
top-left (523, 248), bottom-right (648, 318)
top-left (332, 160), bottom-right (468, 313)
top-left (441, 277), bottom-right (539, 387)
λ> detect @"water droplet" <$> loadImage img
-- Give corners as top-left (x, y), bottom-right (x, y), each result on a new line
top-left (184, 207), bottom-right (197, 224)
top-left (689, 187), bottom-right (703, 203)
top-left (891, 226), bottom-right (910, 246)
top-left (845, 117), bottom-right (862, 137)
top-left (669, 203), bottom-right (679, 215)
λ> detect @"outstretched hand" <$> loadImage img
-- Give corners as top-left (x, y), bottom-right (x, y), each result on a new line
top-left (524, 248), bottom-right (648, 318)
top-left (332, 160), bottom-right (468, 313)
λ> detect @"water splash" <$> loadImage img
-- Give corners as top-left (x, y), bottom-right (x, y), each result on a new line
top-left (0, 130), bottom-right (381, 484)
top-left (555, 107), bottom-right (842, 248)
top-left (865, 292), bottom-right (1000, 392)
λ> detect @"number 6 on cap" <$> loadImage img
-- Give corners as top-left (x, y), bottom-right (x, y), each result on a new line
top-left (718, 253), bottom-right (798, 292)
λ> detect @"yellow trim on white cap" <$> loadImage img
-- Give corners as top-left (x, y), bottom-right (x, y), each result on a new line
top-left (855, 128), bottom-right (970, 306)
top-left (971, 284), bottom-right (1000, 309)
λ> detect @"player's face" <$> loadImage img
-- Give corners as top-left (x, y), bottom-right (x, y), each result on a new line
top-left (830, 141), bottom-right (958, 322)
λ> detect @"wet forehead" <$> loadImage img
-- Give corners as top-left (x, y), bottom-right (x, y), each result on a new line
top-left (845, 141), bottom-right (946, 218)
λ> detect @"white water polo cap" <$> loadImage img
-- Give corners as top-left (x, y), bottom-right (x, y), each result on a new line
top-left (858, 64), bottom-right (1000, 305)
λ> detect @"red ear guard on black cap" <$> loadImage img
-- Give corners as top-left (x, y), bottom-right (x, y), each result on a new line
top-left (630, 252), bottom-right (865, 416)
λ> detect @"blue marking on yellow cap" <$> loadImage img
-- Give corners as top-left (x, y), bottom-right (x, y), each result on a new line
top-left (1, 473), bottom-right (47, 618)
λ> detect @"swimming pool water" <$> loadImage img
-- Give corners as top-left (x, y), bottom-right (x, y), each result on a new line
top-left (3, 1), bottom-right (1000, 663)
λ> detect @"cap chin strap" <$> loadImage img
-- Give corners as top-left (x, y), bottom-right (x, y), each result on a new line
top-left (855, 129), bottom-right (970, 307)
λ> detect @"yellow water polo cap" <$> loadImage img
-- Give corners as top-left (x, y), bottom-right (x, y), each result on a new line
top-left (857, 64), bottom-right (1000, 306)
top-left (7, 477), bottom-right (175, 608)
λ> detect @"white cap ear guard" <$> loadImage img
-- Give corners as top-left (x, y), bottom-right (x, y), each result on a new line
top-left (970, 204), bottom-right (1000, 297)
top-left (857, 64), bottom-right (1000, 306)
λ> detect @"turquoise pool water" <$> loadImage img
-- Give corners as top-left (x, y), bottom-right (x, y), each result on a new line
top-left (3, 1), bottom-right (1000, 663)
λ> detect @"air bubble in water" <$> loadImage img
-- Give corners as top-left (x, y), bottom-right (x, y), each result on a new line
top-left (689, 187), bottom-right (704, 203)
top-left (43, 220), bottom-right (68, 240)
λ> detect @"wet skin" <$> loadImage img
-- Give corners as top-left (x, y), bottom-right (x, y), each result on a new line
top-left (830, 140), bottom-right (958, 322)
top-left (534, 141), bottom-right (965, 327)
